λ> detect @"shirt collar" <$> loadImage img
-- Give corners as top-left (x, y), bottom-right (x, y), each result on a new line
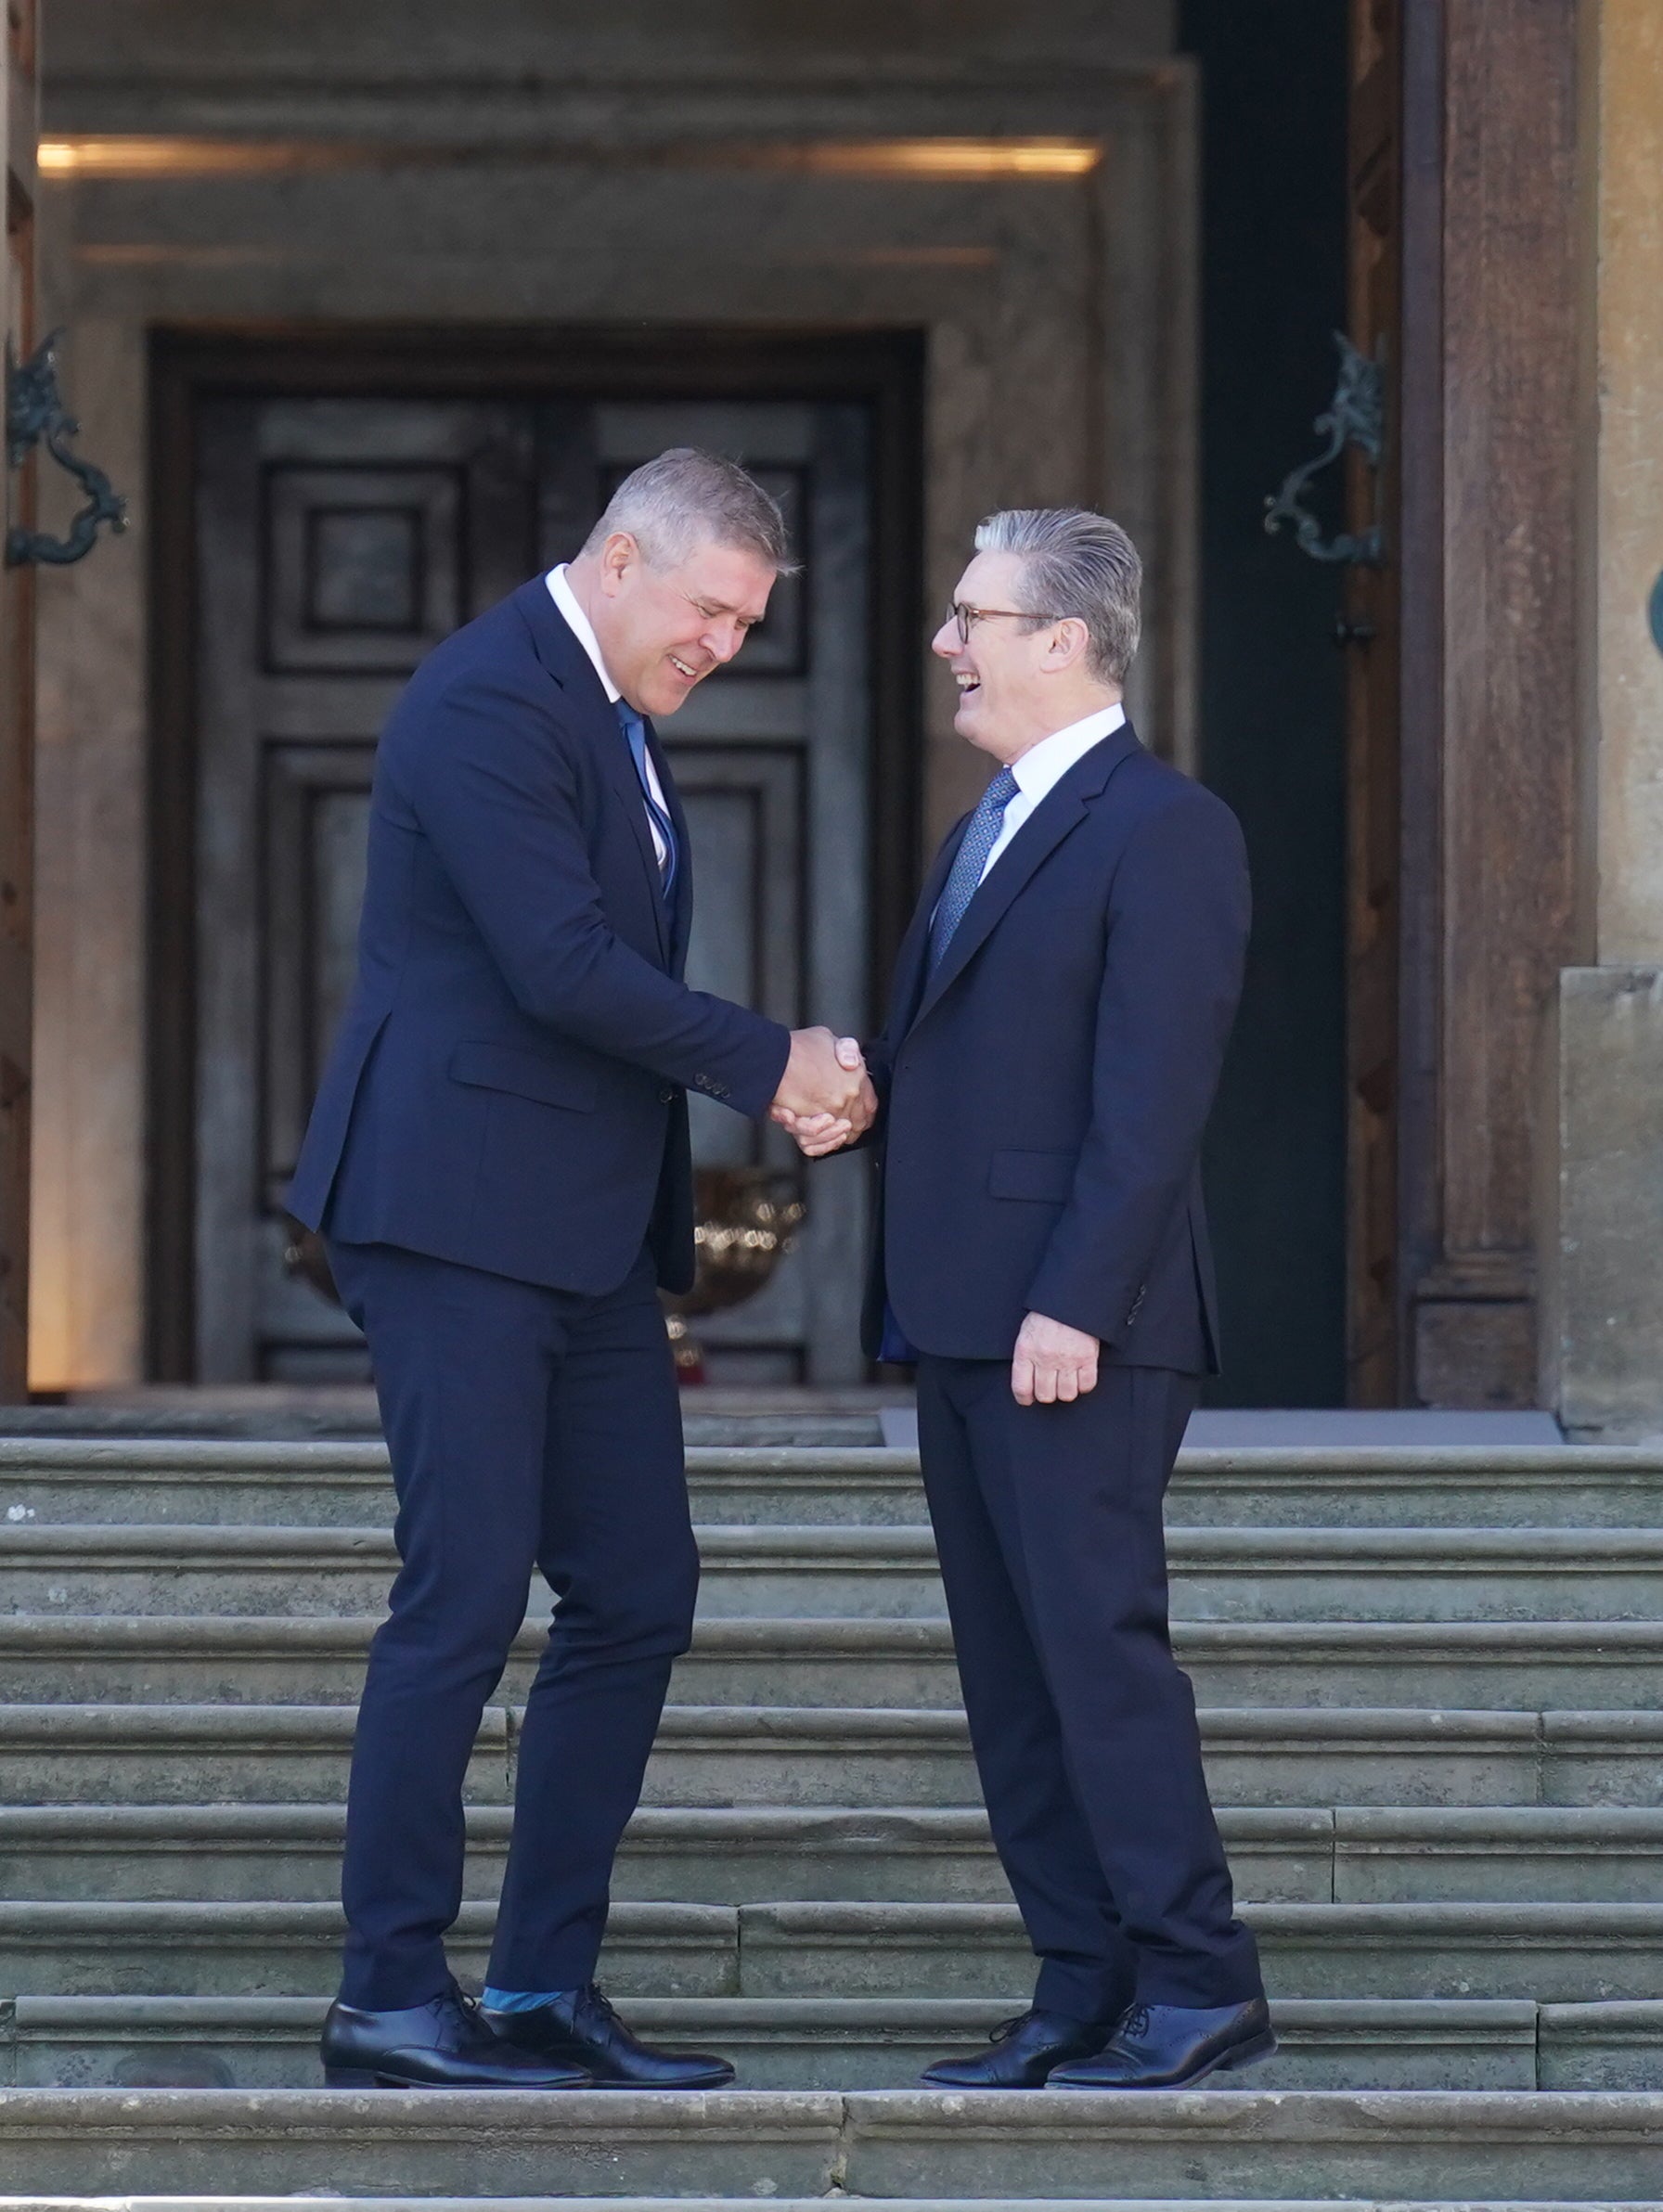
top-left (546, 564), bottom-right (621, 704)
top-left (1009, 701), bottom-right (1128, 802)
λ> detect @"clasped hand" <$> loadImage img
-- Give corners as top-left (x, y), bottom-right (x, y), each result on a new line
top-left (770, 1028), bottom-right (876, 1157)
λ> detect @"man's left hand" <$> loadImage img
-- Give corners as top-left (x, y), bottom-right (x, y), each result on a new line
top-left (1012, 1311), bottom-right (1101, 1405)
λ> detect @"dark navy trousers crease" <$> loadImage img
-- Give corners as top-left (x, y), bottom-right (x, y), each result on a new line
top-left (328, 1235), bottom-right (696, 2011)
top-left (914, 1355), bottom-right (1262, 2019)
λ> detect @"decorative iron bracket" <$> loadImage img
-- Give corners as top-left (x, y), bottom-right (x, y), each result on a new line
top-left (1264, 332), bottom-right (1386, 567)
top-left (5, 329), bottom-right (127, 567)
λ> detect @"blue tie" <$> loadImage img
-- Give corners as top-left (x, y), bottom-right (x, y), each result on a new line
top-left (928, 766), bottom-right (1018, 972)
top-left (617, 704), bottom-right (677, 900)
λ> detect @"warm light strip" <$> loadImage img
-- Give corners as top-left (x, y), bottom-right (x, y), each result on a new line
top-left (40, 135), bottom-right (1102, 183)
top-left (39, 137), bottom-right (370, 177)
top-left (776, 139), bottom-right (1102, 179)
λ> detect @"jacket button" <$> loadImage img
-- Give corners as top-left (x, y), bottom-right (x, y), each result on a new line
top-left (659, 1088), bottom-right (676, 1105)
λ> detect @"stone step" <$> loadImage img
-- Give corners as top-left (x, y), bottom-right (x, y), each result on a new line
top-left (728, 1900), bottom-right (1663, 2006)
top-left (2, 1613), bottom-right (1659, 1713)
top-left (0, 1394), bottom-right (895, 1448)
top-left (0, 2203), bottom-right (1650, 2212)
top-left (0, 1702), bottom-right (1653, 1810)
top-left (1326, 1806), bottom-right (1663, 1902)
top-left (0, 1803), bottom-right (1312, 1908)
top-left (5, 2203), bottom-right (1657, 2212)
top-left (0, 1704), bottom-right (511, 1807)
top-left (8, 1524), bottom-right (1663, 1624)
top-left (0, 1803), bottom-right (1654, 1910)
top-left (1170, 1447), bottom-right (1663, 1531)
top-left (1180, 1621), bottom-right (1663, 1712)
top-left (0, 1899), bottom-right (730, 2000)
top-left (7, 1992), bottom-right (1658, 2094)
top-left (4, 1897), bottom-right (1663, 2005)
top-left (0, 1615), bottom-right (968, 1710)
top-left (6, 1438), bottom-right (1663, 1529)
top-left (0, 1524), bottom-right (954, 1622)
top-left (0, 2087), bottom-right (1659, 2200)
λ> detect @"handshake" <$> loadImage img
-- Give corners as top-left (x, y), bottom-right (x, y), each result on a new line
top-left (768, 1027), bottom-right (877, 1158)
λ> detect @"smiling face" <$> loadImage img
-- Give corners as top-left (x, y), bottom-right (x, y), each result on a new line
top-left (930, 548), bottom-right (1071, 763)
top-left (587, 532), bottom-right (777, 717)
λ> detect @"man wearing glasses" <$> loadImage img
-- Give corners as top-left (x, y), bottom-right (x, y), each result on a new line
top-left (782, 508), bottom-right (1270, 2090)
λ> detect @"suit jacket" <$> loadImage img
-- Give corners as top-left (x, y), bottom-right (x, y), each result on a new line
top-left (861, 718), bottom-right (1249, 1372)
top-left (288, 577), bottom-right (791, 1295)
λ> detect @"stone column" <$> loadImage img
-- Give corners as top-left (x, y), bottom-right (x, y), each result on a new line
top-left (1538, 0), bottom-right (1663, 1433)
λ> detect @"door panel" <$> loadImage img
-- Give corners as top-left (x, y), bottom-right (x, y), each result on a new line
top-left (196, 397), bottom-right (535, 1382)
top-left (260, 742), bottom-right (374, 1227)
top-left (193, 386), bottom-right (872, 1383)
top-left (671, 743), bottom-right (805, 1171)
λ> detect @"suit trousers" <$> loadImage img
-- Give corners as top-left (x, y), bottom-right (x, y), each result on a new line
top-left (328, 1236), bottom-right (696, 2011)
top-left (915, 1354), bottom-right (1263, 2021)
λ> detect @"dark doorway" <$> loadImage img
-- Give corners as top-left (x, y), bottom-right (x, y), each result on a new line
top-left (1180, 1), bottom-right (1351, 1407)
top-left (149, 328), bottom-right (922, 1386)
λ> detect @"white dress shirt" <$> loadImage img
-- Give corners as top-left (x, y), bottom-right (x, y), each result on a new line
top-left (546, 564), bottom-right (669, 868)
top-left (977, 701), bottom-right (1127, 883)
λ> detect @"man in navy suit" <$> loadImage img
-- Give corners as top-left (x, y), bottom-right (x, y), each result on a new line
top-left (289, 450), bottom-right (873, 2090)
top-left (781, 508), bottom-right (1270, 2090)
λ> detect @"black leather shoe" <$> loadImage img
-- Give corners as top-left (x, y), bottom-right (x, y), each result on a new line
top-left (1048, 1997), bottom-right (1275, 2090)
top-left (920, 2007), bottom-right (1115, 2090)
top-left (322, 1981), bottom-right (592, 2089)
top-left (483, 1983), bottom-right (735, 2089)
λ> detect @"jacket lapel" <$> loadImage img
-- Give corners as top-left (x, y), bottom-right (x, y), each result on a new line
top-left (517, 578), bottom-right (670, 963)
top-left (887, 813), bottom-right (968, 1039)
top-left (910, 721), bottom-right (1142, 1027)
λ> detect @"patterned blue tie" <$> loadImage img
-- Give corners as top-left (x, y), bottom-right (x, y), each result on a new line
top-left (617, 704), bottom-right (677, 900)
top-left (928, 766), bottom-right (1019, 973)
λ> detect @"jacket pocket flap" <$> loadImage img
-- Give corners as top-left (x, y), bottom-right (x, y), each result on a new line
top-left (987, 1148), bottom-right (1075, 1202)
top-left (448, 1041), bottom-right (597, 1112)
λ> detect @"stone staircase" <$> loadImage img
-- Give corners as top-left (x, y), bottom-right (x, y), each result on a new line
top-left (0, 1422), bottom-right (1660, 2205)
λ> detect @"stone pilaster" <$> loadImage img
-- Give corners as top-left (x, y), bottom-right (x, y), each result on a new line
top-left (1539, 0), bottom-right (1663, 1434)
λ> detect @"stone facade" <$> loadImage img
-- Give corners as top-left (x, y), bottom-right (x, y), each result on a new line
top-left (27, 0), bottom-right (1190, 1387)
top-left (21, 0), bottom-right (1663, 1424)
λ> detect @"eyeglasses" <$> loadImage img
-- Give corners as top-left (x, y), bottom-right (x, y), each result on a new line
top-left (947, 601), bottom-right (1064, 646)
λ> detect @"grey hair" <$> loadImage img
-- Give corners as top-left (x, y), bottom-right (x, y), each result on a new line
top-left (973, 507), bottom-right (1141, 685)
top-left (583, 447), bottom-right (797, 572)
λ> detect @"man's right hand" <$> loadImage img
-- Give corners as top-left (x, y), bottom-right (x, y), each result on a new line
top-left (771, 1028), bottom-right (876, 1152)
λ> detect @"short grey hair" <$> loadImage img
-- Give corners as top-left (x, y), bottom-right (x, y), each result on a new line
top-left (973, 507), bottom-right (1141, 685)
top-left (583, 447), bottom-right (796, 572)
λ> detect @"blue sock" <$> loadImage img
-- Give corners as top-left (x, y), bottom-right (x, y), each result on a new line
top-left (481, 1987), bottom-right (575, 2012)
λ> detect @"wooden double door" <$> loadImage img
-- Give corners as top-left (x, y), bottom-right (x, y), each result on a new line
top-left (176, 363), bottom-right (897, 1385)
